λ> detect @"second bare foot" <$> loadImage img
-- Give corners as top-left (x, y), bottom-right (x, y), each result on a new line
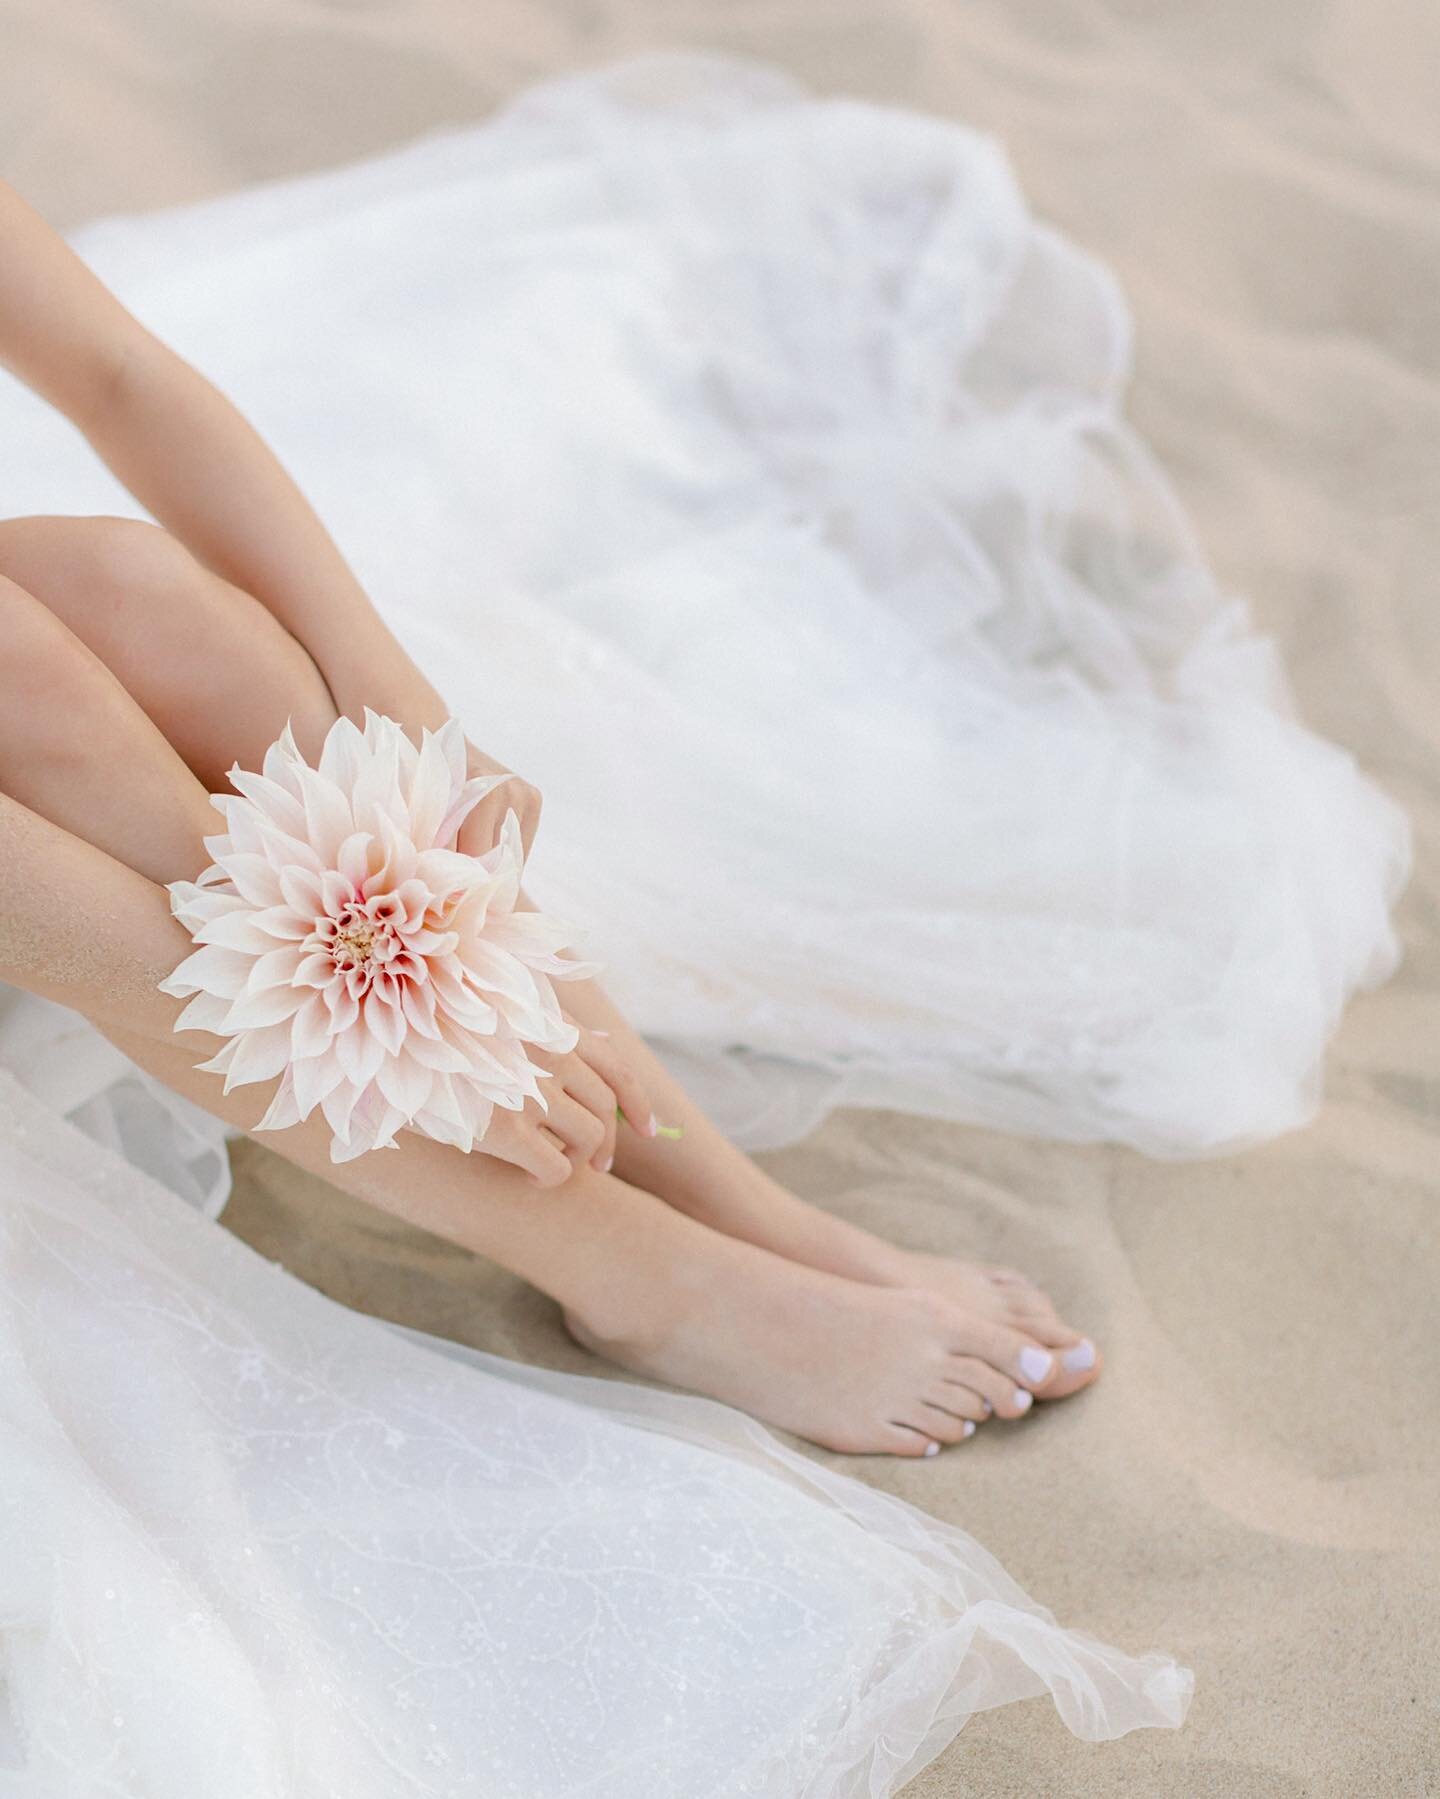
top-left (564, 1227), bottom-right (1083, 1457)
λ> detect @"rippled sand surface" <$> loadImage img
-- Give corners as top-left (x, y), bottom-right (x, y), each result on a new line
top-left (6, 3), bottom-right (1436, 1791)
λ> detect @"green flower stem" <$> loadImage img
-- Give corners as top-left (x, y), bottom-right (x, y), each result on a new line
top-left (614, 1105), bottom-right (684, 1140)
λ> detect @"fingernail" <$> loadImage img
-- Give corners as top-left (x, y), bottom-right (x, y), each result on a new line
top-left (1018, 1346), bottom-right (1054, 1385)
top-left (646, 1113), bottom-right (659, 1138)
top-left (591, 1029), bottom-right (610, 1037)
top-left (961, 1420), bottom-right (976, 1439)
top-left (1012, 1388), bottom-right (1034, 1413)
top-left (601, 1155), bottom-right (614, 1174)
top-left (923, 1440), bottom-right (941, 1457)
top-left (1061, 1338), bottom-right (1096, 1373)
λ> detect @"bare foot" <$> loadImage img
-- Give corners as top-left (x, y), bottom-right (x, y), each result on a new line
top-left (564, 1227), bottom-right (1081, 1457)
top-left (617, 1149), bottom-right (1103, 1405)
top-left (867, 1248), bottom-right (1103, 1401)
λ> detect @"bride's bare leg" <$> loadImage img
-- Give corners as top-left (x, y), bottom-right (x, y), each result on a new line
top-left (0, 598), bottom-right (1075, 1456)
top-left (0, 519), bottom-right (1098, 1412)
top-left (552, 977), bottom-right (1100, 1394)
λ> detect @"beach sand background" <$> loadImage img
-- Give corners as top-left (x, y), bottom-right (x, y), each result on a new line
top-left (4, 2), bottom-right (1437, 1792)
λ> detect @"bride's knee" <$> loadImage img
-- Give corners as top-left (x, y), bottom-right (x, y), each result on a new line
top-left (0, 571), bottom-right (98, 701)
top-left (0, 514), bottom-right (185, 614)
top-left (0, 572), bottom-right (149, 791)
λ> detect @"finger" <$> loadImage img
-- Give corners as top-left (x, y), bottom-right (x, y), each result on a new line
top-left (518, 790), bottom-right (542, 859)
top-left (562, 1056), bottom-right (618, 1172)
top-left (581, 1033), bottom-right (655, 1138)
top-left (527, 1125), bottom-right (572, 1188)
top-left (543, 1092), bottom-right (606, 1164)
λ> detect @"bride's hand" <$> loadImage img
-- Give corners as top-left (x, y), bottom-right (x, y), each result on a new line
top-left (455, 740), bottom-right (543, 862)
top-left (479, 1018), bottom-right (655, 1186)
top-left (322, 657), bottom-right (542, 858)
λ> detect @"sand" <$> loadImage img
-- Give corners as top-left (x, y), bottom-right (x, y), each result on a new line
top-left (4, 1), bottom-right (1437, 1792)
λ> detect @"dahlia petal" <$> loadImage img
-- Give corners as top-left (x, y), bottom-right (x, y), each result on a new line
top-left (336, 831), bottom-right (374, 889)
top-left (436, 773), bottom-right (510, 851)
top-left (216, 853), bottom-right (286, 908)
top-left (408, 726), bottom-right (456, 850)
top-left (325, 986), bottom-right (361, 1034)
top-left (260, 722), bottom-right (305, 792)
top-left (254, 1068), bottom-right (302, 1132)
top-left (399, 981), bottom-right (442, 1040)
top-left (299, 765), bottom-right (355, 862)
top-left (438, 718), bottom-right (468, 788)
top-left (368, 1100), bottom-right (409, 1154)
top-left (458, 939), bottom-right (542, 1006)
top-left (375, 1050), bottom-right (434, 1118)
top-left (292, 1049), bottom-right (347, 1119)
top-left (193, 910), bottom-right (279, 955)
top-left (279, 865), bottom-right (326, 919)
top-left (168, 885), bottom-right (249, 930)
top-left (173, 991), bottom-right (233, 1036)
top-left (159, 943), bottom-right (255, 999)
top-left (351, 730), bottom-right (406, 837)
top-left (244, 945), bottom-right (307, 993)
top-left (317, 713), bottom-right (367, 792)
top-left (251, 818), bottom-right (324, 877)
top-left (223, 1022), bottom-right (295, 1091)
top-left (194, 1038), bottom-right (240, 1077)
top-left (406, 928), bottom-right (461, 959)
top-left (222, 984), bottom-right (308, 1032)
top-left (410, 1105), bottom-right (472, 1150)
top-left (414, 1071), bottom-right (470, 1133)
top-left (321, 1076), bottom-right (367, 1144)
top-left (294, 952), bottom-right (336, 989)
top-left (226, 767), bottom-right (307, 837)
top-left (363, 987), bottom-right (406, 1056)
top-left (320, 869), bottom-right (357, 918)
top-left (402, 1032), bottom-right (476, 1075)
top-left (248, 904), bottom-right (314, 942)
top-left (363, 807), bottom-right (418, 897)
top-left (393, 878), bottom-right (433, 933)
top-left (292, 992), bottom-right (337, 1061)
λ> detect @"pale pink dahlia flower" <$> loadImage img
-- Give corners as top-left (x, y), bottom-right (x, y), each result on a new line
top-left (160, 711), bottom-right (597, 1162)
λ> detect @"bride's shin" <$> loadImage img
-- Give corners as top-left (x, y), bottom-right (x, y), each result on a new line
top-left (0, 572), bottom-right (216, 884)
top-left (535, 956), bottom-right (906, 1283)
top-left (0, 793), bottom-right (723, 1349)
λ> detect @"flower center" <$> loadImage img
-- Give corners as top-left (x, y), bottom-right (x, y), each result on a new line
top-left (335, 921), bottom-right (376, 964)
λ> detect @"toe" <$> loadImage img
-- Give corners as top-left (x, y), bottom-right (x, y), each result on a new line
top-left (924, 1380), bottom-right (988, 1423)
top-left (879, 1421), bottom-right (944, 1458)
top-left (952, 1317), bottom-right (1059, 1395)
top-left (1007, 1300), bottom-right (1083, 1348)
top-left (1036, 1336), bottom-right (1104, 1399)
top-left (918, 1398), bottom-right (980, 1444)
top-left (945, 1356), bottom-right (1033, 1421)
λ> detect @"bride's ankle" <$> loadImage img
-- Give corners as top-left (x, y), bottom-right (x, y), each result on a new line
top-left (558, 1236), bottom-right (722, 1360)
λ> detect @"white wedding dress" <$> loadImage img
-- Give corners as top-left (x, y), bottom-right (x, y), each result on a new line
top-left (0, 51), bottom-right (1412, 1794)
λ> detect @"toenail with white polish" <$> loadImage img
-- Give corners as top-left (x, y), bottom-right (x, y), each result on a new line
top-left (1012, 1388), bottom-right (1033, 1413)
top-left (1018, 1346), bottom-right (1054, 1384)
top-left (1061, 1339), bottom-right (1096, 1372)
top-left (923, 1440), bottom-right (941, 1457)
top-left (961, 1420), bottom-right (976, 1439)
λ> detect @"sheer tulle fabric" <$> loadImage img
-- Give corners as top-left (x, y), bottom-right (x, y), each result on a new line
top-left (3, 47), bottom-right (1413, 1787)
top-left (0, 1071), bottom-right (1189, 1796)
top-left (0, 54), bottom-right (1409, 1154)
